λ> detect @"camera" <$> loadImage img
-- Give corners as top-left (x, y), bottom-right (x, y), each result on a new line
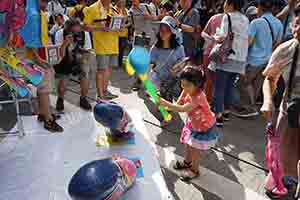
top-left (72, 32), bottom-right (85, 47)
top-left (133, 33), bottom-right (151, 48)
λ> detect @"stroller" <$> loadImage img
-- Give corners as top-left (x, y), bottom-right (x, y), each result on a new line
top-left (159, 57), bottom-right (190, 102)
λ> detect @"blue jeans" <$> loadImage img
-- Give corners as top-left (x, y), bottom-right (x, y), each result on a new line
top-left (214, 70), bottom-right (240, 114)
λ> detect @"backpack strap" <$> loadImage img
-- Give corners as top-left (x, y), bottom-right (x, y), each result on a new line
top-left (262, 17), bottom-right (274, 43)
top-left (226, 13), bottom-right (233, 34)
top-left (179, 7), bottom-right (193, 23)
top-left (144, 4), bottom-right (152, 15)
top-left (287, 43), bottom-right (299, 100)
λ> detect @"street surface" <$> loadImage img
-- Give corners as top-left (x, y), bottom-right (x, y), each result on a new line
top-left (0, 68), bottom-right (297, 200)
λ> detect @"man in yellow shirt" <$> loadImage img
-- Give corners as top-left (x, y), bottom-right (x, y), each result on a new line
top-left (83, 0), bottom-right (119, 100)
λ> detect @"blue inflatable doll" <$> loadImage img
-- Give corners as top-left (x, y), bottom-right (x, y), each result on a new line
top-left (68, 157), bottom-right (137, 200)
top-left (94, 100), bottom-right (134, 140)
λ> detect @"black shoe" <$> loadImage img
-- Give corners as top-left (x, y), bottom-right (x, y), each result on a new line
top-left (56, 97), bottom-right (64, 112)
top-left (38, 114), bottom-right (61, 122)
top-left (80, 96), bottom-right (92, 110)
top-left (44, 119), bottom-right (64, 133)
top-left (216, 117), bottom-right (224, 127)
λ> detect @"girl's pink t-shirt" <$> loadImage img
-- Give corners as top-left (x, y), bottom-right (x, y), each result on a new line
top-left (182, 91), bottom-right (216, 132)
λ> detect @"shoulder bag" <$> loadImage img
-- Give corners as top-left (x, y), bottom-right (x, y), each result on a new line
top-left (208, 13), bottom-right (235, 64)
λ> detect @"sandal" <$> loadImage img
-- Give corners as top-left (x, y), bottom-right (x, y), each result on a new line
top-left (44, 119), bottom-right (64, 133)
top-left (180, 169), bottom-right (200, 182)
top-left (173, 160), bottom-right (192, 170)
top-left (38, 114), bottom-right (61, 122)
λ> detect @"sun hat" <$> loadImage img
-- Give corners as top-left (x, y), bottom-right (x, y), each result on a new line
top-left (159, 16), bottom-right (178, 34)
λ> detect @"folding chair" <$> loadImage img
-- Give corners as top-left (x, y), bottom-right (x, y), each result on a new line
top-left (0, 64), bottom-right (33, 137)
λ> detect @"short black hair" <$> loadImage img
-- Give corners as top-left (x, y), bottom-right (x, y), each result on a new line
top-left (226, 0), bottom-right (245, 11)
top-left (258, 0), bottom-right (273, 11)
top-left (180, 66), bottom-right (206, 90)
top-left (155, 32), bottom-right (180, 49)
top-left (55, 13), bottom-right (64, 19)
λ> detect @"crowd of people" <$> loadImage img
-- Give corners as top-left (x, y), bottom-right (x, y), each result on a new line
top-left (8, 0), bottom-right (299, 195)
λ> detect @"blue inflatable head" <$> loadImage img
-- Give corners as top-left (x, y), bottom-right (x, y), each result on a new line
top-left (94, 101), bottom-right (133, 138)
top-left (68, 158), bottom-right (137, 200)
top-left (128, 47), bottom-right (150, 75)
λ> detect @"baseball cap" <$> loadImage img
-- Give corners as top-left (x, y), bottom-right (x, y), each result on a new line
top-left (246, 6), bottom-right (258, 16)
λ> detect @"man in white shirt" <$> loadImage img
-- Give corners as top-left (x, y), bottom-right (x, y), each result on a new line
top-left (54, 19), bottom-right (93, 111)
top-left (49, 14), bottom-right (66, 43)
top-left (47, 0), bottom-right (68, 16)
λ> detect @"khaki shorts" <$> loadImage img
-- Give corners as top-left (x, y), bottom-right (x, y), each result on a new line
top-left (96, 54), bottom-right (118, 70)
top-left (243, 64), bottom-right (266, 87)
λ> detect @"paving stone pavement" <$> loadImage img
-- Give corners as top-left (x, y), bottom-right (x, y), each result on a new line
top-left (0, 68), bottom-right (297, 200)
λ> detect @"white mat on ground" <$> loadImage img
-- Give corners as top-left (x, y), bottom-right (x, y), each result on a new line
top-left (0, 110), bottom-right (173, 200)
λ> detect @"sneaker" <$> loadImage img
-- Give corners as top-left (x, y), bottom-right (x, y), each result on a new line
top-left (132, 81), bottom-right (141, 91)
top-left (80, 96), bottom-right (92, 111)
top-left (103, 90), bottom-right (119, 99)
top-left (56, 97), bottom-right (64, 112)
top-left (216, 117), bottom-right (224, 127)
top-left (44, 119), bottom-right (64, 133)
top-left (223, 112), bottom-right (230, 121)
top-left (232, 107), bottom-right (259, 118)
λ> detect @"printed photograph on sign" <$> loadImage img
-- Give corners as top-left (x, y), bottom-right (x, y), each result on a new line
top-left (110, 16), bottom-right (124, 31)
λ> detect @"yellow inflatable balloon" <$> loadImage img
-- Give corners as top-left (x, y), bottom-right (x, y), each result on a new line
top-left (126, 59), bottom-right (135, 76)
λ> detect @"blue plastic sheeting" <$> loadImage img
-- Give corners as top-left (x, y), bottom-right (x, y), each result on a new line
top-left (0, 110), bottom-right (173, 200)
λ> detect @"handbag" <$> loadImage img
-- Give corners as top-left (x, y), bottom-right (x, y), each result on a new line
top-left (286, 43), bottom-right (300, 128)
top-left (208, 13), bottom-right (235, 64)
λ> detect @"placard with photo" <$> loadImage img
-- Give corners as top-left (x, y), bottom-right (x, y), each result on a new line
top-left (45, 45), bottom-right (60, 65)
top-left (109, 16), bottom-right (124, 31)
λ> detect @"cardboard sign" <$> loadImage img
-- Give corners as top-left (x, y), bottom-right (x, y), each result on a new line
top-left (45, 45), bottom-right (61, 65)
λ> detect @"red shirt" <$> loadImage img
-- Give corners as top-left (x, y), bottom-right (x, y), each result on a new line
top-left (182, 91), bottom-right (216, 131)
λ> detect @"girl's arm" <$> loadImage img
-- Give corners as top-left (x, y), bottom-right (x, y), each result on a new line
top-left (159, 98), bottom-right (193, 113)
top-left (176, 90), bottom-right (187, 105)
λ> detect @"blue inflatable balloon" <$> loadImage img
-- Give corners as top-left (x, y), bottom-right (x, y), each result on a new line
top-left (68, 158), bottom-right (137, 200)
top-left (94, 101), bottom-right (133, 139)
top-left (127, 47), bottom-right (150, 75)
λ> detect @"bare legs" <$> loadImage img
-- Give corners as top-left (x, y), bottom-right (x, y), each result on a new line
top-left (80, 78), bottom-right (88, 97)
top-left (38, 92), bottom-right (52, 121)
top-left (96, 69), bottom-right (105, 98)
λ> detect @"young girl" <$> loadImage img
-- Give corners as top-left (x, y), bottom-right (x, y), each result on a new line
top-left (159, 66), bottom-right (218, 181)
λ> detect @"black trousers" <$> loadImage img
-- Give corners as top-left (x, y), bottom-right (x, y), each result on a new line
top-left (118, 37), bottom-right (128, 67)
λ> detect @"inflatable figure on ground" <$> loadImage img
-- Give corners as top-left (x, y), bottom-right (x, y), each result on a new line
top-left (0, 0), bottom-right (45, 97)
top-left (94, 100), bottom-right (134, 140)
top-left (68, 157), bottom-right (137, 200)
top-left (125, 35), bottom-right (172, 122)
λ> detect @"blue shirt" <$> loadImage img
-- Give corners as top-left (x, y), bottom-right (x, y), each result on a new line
top-left (247, 12), bottom-right (283, 67)
top-left (150, 45), bottom-right (185, 80)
